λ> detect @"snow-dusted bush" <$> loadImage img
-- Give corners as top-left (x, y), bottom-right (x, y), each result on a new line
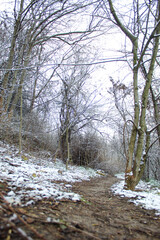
top-left (0, 111), bottom-right (58, 153)
top-left (71, 132), bottom-right (105, 166)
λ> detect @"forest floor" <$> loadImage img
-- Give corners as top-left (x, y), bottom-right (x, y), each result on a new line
top-left (0, 175), bottom-right (160, 240)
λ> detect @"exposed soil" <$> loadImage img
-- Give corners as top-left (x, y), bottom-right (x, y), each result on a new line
top-left (0, 175), bottom-right (160, 240)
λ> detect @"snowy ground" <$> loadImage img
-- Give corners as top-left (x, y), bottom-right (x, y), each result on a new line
top-left (0, 141), bottom-right (160, 216)
top-left (112, 173), bottom-right (160, 215)
top-left (0, 141), bottom-right (99, 206)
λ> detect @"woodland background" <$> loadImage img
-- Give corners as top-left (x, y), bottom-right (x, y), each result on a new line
top-left (0, 0), bottom-right (160, 188)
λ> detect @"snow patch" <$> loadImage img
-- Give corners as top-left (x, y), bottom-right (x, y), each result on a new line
top-left (112, 174), bottom-right (160, 215)
top-left (0, 141), bottom-right (100, 206)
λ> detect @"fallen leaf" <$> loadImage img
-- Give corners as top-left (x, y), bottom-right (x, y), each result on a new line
top-left (21, 155), bottom-right (29, 161)
top-left (60, 224), bottom-right (67, 231)
top-left (17, 208), bottom-right (27, 214)
top-left (6, 229), bottom-right (12, 240)
top-left (26, 217), bottom-right (35, 224)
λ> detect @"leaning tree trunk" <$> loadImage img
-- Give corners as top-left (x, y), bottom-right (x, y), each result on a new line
top-left (1, 0), bottom-right (24, 116)
top-left (107, 0), bottom-right (160, 190)
top-left (150, 86), bottom-right (160, 145)
top-left (7, 45), bottom-right (32, 114)
top-left (125, 9), bottom-right (160, 190)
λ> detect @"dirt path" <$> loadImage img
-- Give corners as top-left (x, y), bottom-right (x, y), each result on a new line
top-left (1, 175), bottom-right (160, 240)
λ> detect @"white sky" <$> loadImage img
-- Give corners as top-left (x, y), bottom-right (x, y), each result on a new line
top-left (0, 0), bottom-right (131, 83)
top-left (0, 0), bottom-right (134, 136)
top-left (0, 0), bottom-right (14, 11)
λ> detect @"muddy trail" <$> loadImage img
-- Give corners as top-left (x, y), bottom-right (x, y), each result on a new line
top-left (0, 175), bottom-right (160, 240)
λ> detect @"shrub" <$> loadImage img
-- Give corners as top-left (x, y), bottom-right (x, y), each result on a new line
top-left (71, 132), bottom-right (105, 166)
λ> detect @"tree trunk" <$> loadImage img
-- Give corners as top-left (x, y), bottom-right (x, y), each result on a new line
top-left (125, 4), bottom-right (160, 189)
top-left (107, 0), bottom-right (160, 190)
top-left (124, 38), bottom-right (140, 189)
top-left (19, 82), bottom-right (23, 154)
top-left (1, 0), bottom-right (24, 112)
top-left (150, 86), bottom-right (160, 145)
top-left (8, 46), bottom-right (32, 114)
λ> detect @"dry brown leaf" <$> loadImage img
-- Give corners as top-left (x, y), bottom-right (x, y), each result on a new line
top-left (26, 217), bottom-right (35, 224)
top-left (17, 208), bottom-right (27, 214)
top-left (6, 229), bottom-right (12, 240)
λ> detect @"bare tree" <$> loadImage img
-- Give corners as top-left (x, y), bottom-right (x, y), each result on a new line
top-left (100, 0), bottom-right (160, 189)
top-left (55, 48), bottom-right (100, 167)
top-left (0, 0), bottom-right (100, 119)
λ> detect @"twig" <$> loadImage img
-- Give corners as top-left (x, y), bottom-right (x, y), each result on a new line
top-left (40, 217), bottom-right (101, 240)
top-left (146, 136), bottom-right (160, 156)
top-left (0, 216), bottom-right (30, 240)
top-left (2, 160), bottom-right (21, 167)
top-left (68, 224), bottom-right (101, 240)
top-left (149, 123), bottom-right (160, 134)
top-left (0, 192), bottom-right (47, 240)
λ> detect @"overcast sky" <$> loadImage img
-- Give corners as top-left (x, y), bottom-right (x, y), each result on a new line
top-left (0, 0), bottom-right (133, 136)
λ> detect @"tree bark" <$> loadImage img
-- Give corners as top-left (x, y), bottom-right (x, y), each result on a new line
top-left (107, 0), bottom-right (160, 190)
top-left (1, 0), bottom-right (24, 104)
top-left (150, 86), bottom-right (160, 145)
